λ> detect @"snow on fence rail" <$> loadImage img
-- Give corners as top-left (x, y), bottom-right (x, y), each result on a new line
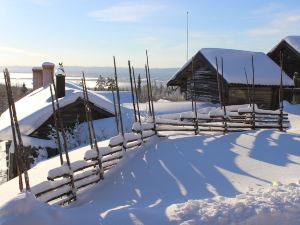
top-left (155, 105), bottom-right (289, 134)
top-left (32, 123), bottom-right (155, 205)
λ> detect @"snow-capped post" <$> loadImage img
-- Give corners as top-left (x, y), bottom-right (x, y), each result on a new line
top-left (128, 60), bottom-right (137, 122)
top-left (244, 67), bottom-right (251, 107)
top-left (146, 50), bottom-right (157, 134)
top-left (191, 56), bottom-right (199, 134)
top-left (221, 58), bottom-right (228, 133)
top-left (251, 56), bottom-right (256, 130)
top-left (82, 73), bottom-right (104, 179)
top-left (50, 76), bottom-right (77, 201)
top-left (4, 68), bottom-right (31, 191)
top-left (32, 67), bottom-right (43, 90)
top-left (81, 77), bottom-right (93, 148)
top-left (49, 85), bottom-right (64, 166)
top-left (145, 65), bottom-right (152, 117)
top-left (3, 70), bottom-right (23, 191)
top-left (279, 51), bottom-right (284, 132)
top-left (113, 57), bottom-right (125, 139)
top-left (42, 62), bottom-right (55, 87)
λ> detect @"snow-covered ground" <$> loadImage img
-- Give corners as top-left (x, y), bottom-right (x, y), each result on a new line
top-left (1, 101), bottom-right (300, 225)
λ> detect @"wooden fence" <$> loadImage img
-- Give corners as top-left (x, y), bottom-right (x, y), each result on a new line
top-left (31, 105), bottom-right (289, 205)
top-left (32, 122), bottom-right (155, 205)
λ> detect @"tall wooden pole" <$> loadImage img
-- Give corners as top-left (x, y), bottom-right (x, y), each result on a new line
top-left (244, 67), bottom-right (251, 106)
top-left (132, 67), bottom-right (142, 125)
top-left (279, 51), bottom-right (284, 131)
top-left (4, 69), bottom-right (30, 191)
top-left (3, 70), bottom-right (23, 191)
top-left (146, 50), bottom-right (156, 132)
top-left (128, 60), bottom-right (137, 122)
top-left (145, 65), bottom-right (152, 116)
top-left (49, 85), bottom-right (64, 165)
top-left (111, 83), bottom-right (120, 134)
top-left (51, 77), bottom-right (76, 200)
top-left (251, 56), bottom-right (256, 130)
top-left (191, 57), bottom-right (199, 134)
top-left (215, 57), bottom-right (223, 109)
top-left (113, 56), bottom-right (124, 137)
top-left (82, 73), bottom-right (104, 179)
top-left (81, 78), bottom-right (93, 148)
top-left (221, 58), bottom-right (227, 133)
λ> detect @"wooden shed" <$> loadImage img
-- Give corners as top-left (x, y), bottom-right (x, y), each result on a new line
top-left (167, 48), bottom-right (294, 109)
top-left (0, 82), bottom-right (115, 141)
top-left (268, 36), bottom-right (300, 79)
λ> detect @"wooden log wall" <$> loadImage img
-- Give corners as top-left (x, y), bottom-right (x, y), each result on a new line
top-left (30, 98), bottom-right (114, 139)
top-left (186, 69), bottom-right (220, 103)
top-left (228, 86), bottom-right (279, 110)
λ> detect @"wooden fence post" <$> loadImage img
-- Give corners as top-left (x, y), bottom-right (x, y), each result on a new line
top-left (49, 85), bottom-right (64, 165)
top-left (82, 73), bottom-right (104, 179)
top-left (146, 50), bottom-right (157, 134)
top-left (51, 77), bottom-right (76, 201)
top-left (279, 51), bottom-right (284, 131)
top-left (3, 71), bottom-right (23, 191)
top-left (145, 65), bottom-right (153, 117)
top-left (113, 57), bottom-right (125, 147)
top-left (128, 60), bottom-right (137, 122)
top-left (221, 58), bottom-right (228, 133)
top-left (251, 56), bottom-right (256, 130)
top-left (4, 69), bottom-right (30, 191)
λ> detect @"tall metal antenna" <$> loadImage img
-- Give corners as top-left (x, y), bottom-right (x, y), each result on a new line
top-left (186, 11), bottom-right (189, 61)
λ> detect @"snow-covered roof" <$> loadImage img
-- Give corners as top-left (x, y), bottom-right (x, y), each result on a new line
top-left (168, 48), bottom-right (294, 86)
top-left (0, 82), bottom-right (115, 140)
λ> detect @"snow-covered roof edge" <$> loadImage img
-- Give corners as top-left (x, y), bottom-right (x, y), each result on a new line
top-left (269, 36), bottom-right (300, 55)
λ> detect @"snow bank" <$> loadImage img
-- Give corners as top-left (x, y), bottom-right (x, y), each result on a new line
top-left (167, 183), bottom-right (300, 225)
top-left (0, 192), bottom-right (69, 225)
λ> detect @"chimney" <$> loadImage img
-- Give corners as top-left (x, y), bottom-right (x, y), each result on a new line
top-left (55, 63), bottom-right (66, 98)
top-left (32, 67), bottom-right (43, 90)
top-left (42, 62), bottom-right (55, 87)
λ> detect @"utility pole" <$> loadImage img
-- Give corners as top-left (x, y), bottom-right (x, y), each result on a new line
top-left (186, 11), bottom-right (189, 61)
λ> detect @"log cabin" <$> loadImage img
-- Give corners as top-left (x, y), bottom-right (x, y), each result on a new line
top-left (167, 48), bottom-right (294, 109)
top-left (268, 36), bottom-right (300, 79)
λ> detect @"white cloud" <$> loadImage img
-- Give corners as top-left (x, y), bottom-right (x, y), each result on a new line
top-left (0, 46), bottom-right (46, 57)
top-left (88, 2), bottom-right (164, 22)
top-left (246, 8), bottom-right (300, 37)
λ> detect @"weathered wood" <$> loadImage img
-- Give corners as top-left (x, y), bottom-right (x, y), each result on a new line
top-left (49, 86), bottom-right (64, 165)
top-left (113, 57), bottom-right (124, 138)
top-left (128, 61), bottom-right (137, 122)
top-left (4, 69), bottom-right (30, 191)
top-left (82, 73), bottom-right (104, 179)
top-left (3, 71), bottom-right (23, 191)
top-left (51, 76), bottom-right (76, 201)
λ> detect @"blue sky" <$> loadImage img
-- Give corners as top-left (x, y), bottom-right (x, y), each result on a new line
top-left (0, 0), bottom-right (299, 68)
